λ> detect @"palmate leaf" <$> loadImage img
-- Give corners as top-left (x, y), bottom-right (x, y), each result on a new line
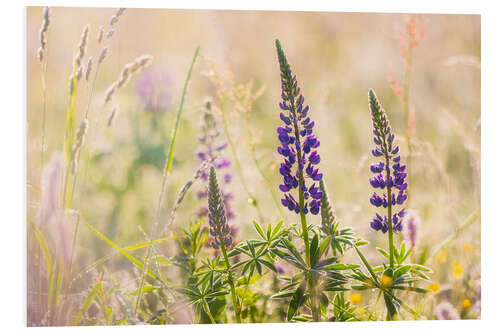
top-left (323, 263), bottom-right (359, 270)
top-left (393, 265), bottom-right (412, 279)
top-left (280, 238), bottom-right (306, 268)
top-left (271, 290), bottom-right (296, 299)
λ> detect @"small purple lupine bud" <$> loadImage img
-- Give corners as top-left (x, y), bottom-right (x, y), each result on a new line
top-left (370, 193), bottom-right (384, 207)
top-left (370, 162), bottom-right (385, 173)
top-left (275, 264), bottom-right (285, 274)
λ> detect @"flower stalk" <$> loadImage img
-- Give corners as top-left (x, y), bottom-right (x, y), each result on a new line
top-left (207, 167), bottom-right (241, 323)
top-left (275, 39), bottom-right (323, 321)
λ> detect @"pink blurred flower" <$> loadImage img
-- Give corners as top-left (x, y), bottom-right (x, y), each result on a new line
top-left (38, 152), bottom-right (72, 265)
top-left (403, 209), bottom-right (421, 249)
top-left (39, 152), bottom-right (63, 225)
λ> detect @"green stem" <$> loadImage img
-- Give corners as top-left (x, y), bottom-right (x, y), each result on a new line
top-left (203, 302), bottom-right (216, 324)
top-left (220, 102), bottom-right (265, 222)
top-left (383, 141), bottom-right (395, 269)
top-left (283, 71), bottom-right (319, 321)
top-left (220, 244), bottom-right (242, 323)
top-left (39, 48), bottom-right (49, 324)
top-left (383, 139), bottom-right (395, 320)
top-left (308, 274), bottom-right (320, 321)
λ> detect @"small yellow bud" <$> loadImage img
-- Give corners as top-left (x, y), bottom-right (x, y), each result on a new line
top-left (452, 261), bottom-right (463, 278)
top-left (462, 299), bottom-right (471, 310)
top-left (350, 293), bottom-right (362, 304)
top-left (355, 307), bottom-right (365, 315)
top-left (364, 279), bottom-right (374, 287)
top-left (436, 251), bottom-right (448, 263)
top-left (381, 274), bottom-right (393, 287)
top-left (463, 243), bottom-right (474, 253)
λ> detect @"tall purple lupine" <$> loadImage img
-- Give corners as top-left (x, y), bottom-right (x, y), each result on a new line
top-left (368, 89), bottom-right (408, 234)
top-left (196, 99), bottom-right (235, 221)
top-left (275, 39), bottom-right (323, 215)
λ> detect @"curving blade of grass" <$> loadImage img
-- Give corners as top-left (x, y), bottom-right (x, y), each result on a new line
top-left (84, 221), bottom-right (165, 284)
top-left (166, 45), bottom-right (200, 175)
top-left (135, 45), bottom-right (200, 317)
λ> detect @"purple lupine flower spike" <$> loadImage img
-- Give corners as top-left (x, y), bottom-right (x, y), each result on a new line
top-left (196, 99), bottom-right (236, 221)
top-left (275, 39), bottom-right (323, 215)
top-left (368, 89), bottom-right (408, 233)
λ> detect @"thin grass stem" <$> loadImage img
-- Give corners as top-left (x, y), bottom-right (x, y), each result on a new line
top-left (134, 46), bottom-right (199, 317)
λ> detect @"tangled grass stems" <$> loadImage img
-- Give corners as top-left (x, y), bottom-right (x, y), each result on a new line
top-left (244, 114), bottom-right (285, 219)
top-left (68, 10), bottom-right (133, 281)
top-left (392, 15), bottom-right (426, 205)
top-left (70, 8), bottom-right (126, 203)
top-left (134, 45), bottom-right (200, 317)
top-left (204, 60), bottom-right (265, 222)
top-left (430, 209), bottom-right (479, 260)
top-left (219, 100), bottom-right (265, 222)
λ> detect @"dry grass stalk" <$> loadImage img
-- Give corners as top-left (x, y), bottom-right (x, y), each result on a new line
top-left (85, 57), bottom-right (93, 82)
top-left (70, 119), bottom-right (89, 173)
top-left (104, 55), bottom-right (153, 104)
top-left (74, 24), bottom-right (90, 81)
top-left (97, 25), bottom-right (104, 44)
top-left (165, 159), bottom-right (214, 232)
top-left (110, 8), bottom-right (126, 26)
top-left (98, 47), bottom-right (108, 65)
top-left (37, 7), bottom-right (50, 62)
top-left (106, 30), bottom-right (114, 39)
top-left (107, 106), bottom-right (118, 127)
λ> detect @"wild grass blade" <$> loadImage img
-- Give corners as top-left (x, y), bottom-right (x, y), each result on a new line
top-left (135, 45), bottom-right (200, 317)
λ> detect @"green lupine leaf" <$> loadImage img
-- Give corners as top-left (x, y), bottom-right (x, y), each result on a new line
top-left (376, 247), bottom-right (390, 259)
top-left (287, 281), bottom-right (307, 321)
top-left (324, 263), bottom-right (359, 270)
top-left (259, 259), bottom-right (277, 272)
top-left (271, 290), bottom-right (295, 299)
top-left (309, 233), bottom-right (319, 265)
top-left (253, 220), bottom-right (266, 239)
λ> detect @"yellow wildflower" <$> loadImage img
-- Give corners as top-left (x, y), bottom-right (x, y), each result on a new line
top-left (452, 261), bottom-right (463, 278)
top-left (350, 293), bottom-right (362, 304)
top-left (463, 243), bottom-right (473, 253)
top-left (462, 299), bottom-right (471, 310)
top-left (381, 274), bottom-right (393, 287)
top-left (436, 251), bottom-right (448, 263)
top-left (427, 283), bottom-right (441, 292)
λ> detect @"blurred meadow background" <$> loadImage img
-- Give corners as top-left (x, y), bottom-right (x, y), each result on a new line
top-left (26, 7), bottom-right (480, 325)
